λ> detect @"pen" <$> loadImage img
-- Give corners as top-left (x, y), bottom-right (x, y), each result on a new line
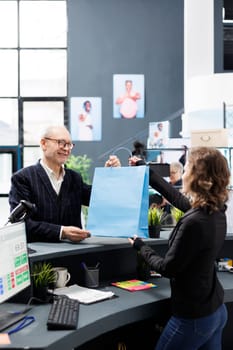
top-left (81, 261), bottom-right (88, 271)
top-left (81, 262), bottom-right (98, 287)
top-left (81, 262), bottom-right (100, 270)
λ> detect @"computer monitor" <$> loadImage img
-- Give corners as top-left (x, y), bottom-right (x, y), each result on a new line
top-left (148, 162), bottom-right (170, 177)
top-left (0, 222), bottom-right (30, 304)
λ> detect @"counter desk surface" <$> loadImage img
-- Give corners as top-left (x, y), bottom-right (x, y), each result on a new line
top-left (28, 235), bottom-right (169, 261)
top-left (0, 277), bottom-right (171, 350)
top-left (27, 230), bottom-right (233, 262)
top-left (0, 234), bottom-right (232, 350)
top-left (0, 273), bottom-right (232, 350)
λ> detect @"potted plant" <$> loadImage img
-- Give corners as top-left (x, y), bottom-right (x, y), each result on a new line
top-left (170, 206), bottom-right (184, 223)
top-left (66, 154), bottom-right (92, 223)
top-left (148, 206), bottom-right (164, 238)
top-left (66, 154), bottom-right (92, 184)
top-left (31, 262), bottom-right (56, 302)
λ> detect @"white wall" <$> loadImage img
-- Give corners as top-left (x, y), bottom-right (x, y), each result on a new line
top-left (226, 190), bottom-right (233, 235)
top-left (183, 0), bottom-right (233, 138)
top-left (184, 0), bottom-right (214, 85)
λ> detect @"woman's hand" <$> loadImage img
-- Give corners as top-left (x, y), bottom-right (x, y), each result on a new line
top-left (128, 235), bottom-right (145, 251)
top-left (128, 234), bottom-right (138, 245)
top-left (128, 156), bottom-right (142, 166)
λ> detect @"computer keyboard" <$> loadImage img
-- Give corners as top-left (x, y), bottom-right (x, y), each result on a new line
top-left (47, 295), bottom-right (79, 330)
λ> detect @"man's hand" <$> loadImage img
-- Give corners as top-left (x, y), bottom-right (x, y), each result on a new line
top-left (105, 155), bottom-right (121, 167)
top-left (61, 226), bottom-right (91, 242)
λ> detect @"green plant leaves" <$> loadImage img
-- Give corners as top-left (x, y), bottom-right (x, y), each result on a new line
top-left (66, 154), bottom-right (93, 222)
top-left (148, 207), bottom-right (164, 226)
top-left (171, 206), bottom-right (184, 222)
top-left (66, 154), bottom-right (92, 184)
top-left (31, 262), bottom-right (56, 288)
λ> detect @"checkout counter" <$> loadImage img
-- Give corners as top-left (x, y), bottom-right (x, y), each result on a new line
top-left (0, 232), bottom-right (233, 349)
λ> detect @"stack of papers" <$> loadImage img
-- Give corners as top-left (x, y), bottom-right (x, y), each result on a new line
top-left (52, 284), bottom-right (115, 304)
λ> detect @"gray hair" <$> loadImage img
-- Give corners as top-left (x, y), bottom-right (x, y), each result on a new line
top-left (170, 161), bottom-right (184, 175)
top-left (40, 125), bottom-right (69, 139)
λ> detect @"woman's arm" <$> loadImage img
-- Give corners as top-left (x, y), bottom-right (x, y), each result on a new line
top-left (149, 168), bottom-right (191, 213)
top-left (130, 157), bottom-right (191, 213)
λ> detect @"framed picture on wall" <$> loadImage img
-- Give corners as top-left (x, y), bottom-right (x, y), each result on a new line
top-left (148, 121), bottom-right (169, 149)
top-left (70, 97), bottom-right (102, 141)
top-left (113, 74), bottom-right (144, 119)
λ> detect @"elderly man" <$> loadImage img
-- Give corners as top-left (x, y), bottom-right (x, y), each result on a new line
top-left (9, 125), bottom-right (120, 243)
top-left (169, 161), bottom-right (183, 188)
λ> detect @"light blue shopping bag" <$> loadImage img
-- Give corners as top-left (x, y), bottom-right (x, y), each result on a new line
top-left (86, 166), bottom-right (149, 238)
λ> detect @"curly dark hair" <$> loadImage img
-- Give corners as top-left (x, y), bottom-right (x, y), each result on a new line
top-left (187, 147), bottom-right (230, 211)
top-left (132, 141), bottom-right (146, 159)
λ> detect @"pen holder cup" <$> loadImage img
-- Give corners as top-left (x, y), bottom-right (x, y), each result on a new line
top-left (84, 267), bottom-right (99, 288)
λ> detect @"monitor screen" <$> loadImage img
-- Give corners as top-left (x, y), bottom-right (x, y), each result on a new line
top-left (148, 163), bottom-right (170, 177)
top-left (0, 222), bottom-right (30, 304)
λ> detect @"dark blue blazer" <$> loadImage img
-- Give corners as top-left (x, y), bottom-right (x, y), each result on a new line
top-left (9, 162), bottom-right (91, 242)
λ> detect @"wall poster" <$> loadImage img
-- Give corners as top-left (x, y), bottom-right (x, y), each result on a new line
top-left (113, 74), bottom-right (144, 119)
top-left (70, 97), bottom-right (102, 141)
top-left (148, 121), bottom-right (169, 148)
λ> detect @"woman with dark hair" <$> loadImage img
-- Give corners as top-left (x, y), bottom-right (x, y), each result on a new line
top-left (131, 140), bottom-right (147, 160)
top-left (129, 147), bottom-right (231, 349)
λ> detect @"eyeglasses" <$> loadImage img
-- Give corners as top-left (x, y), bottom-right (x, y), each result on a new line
top-left (45, 137), bottom-right (75, 150)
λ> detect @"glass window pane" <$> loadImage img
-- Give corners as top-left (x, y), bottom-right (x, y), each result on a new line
top-left (0, 198), bottom-right (10, 226)
top-left (23, 146), bottom-right (42, 167)
top-left (0, 50), bottom-right (18, 96)
top-left (20, 50), bottom-right (67, 97)
top-left (20, 1), bottom-right (67, 48)
top-left (23, 101), bottom-right (64, 145)
top-left (0, 99), bottom-right (18, 145)
top-left (0, 153), bottom-right (12, 194)
top-left (0, 1), bottom-right (18, 48)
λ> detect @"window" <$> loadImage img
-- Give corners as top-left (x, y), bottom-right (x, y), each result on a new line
top-left (0, 0), bottom-right (68, 194)
top-left (223, 0), bottom-right (233, 70)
